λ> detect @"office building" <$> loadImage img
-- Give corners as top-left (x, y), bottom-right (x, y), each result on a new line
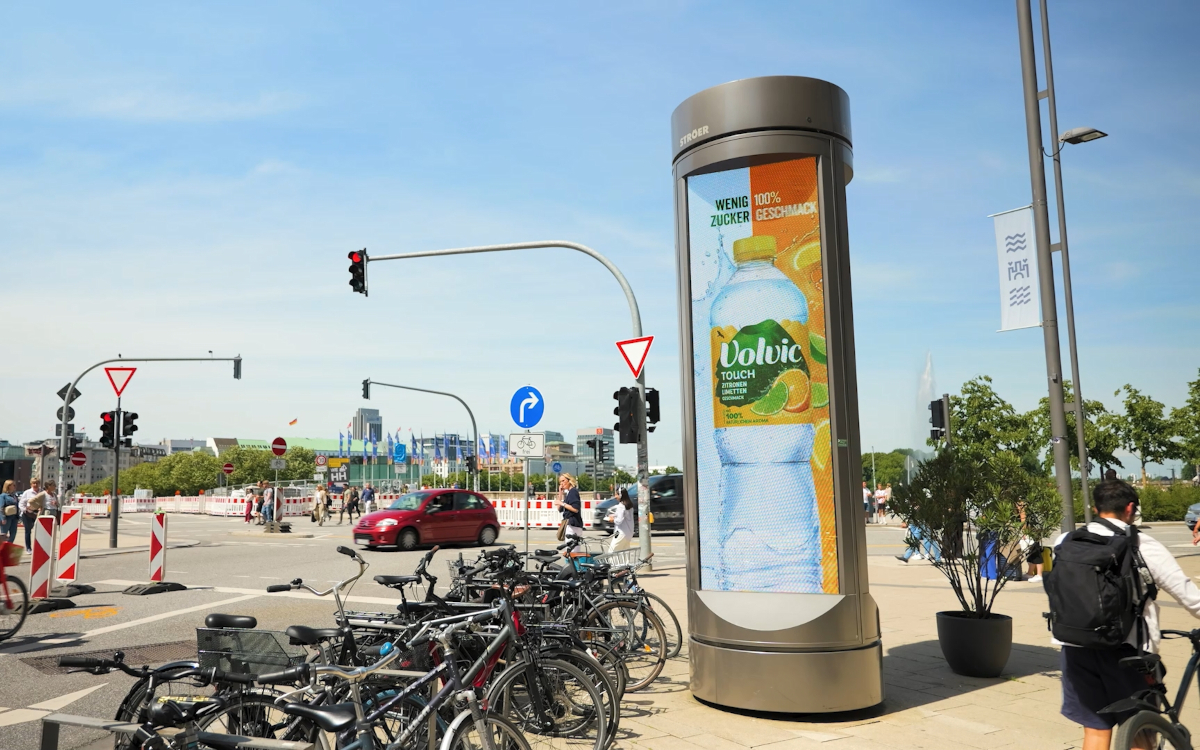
top-left (576, 428), bottom-right (616, 479)
top-left (352, 408), bottom-right (383, 441)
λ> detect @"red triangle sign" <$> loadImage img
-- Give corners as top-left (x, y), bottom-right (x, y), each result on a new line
top-left (616, 336), bottom-right (653, 378)
top-left (104, 367), bottom-right (137, 397)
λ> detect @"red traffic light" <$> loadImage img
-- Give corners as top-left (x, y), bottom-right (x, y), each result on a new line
top-left (101, 412), bottom-right (114, 423)
top-left (349, 251), bottom-right (362, 263)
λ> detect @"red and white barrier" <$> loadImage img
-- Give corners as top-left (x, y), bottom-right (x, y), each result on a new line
top-left (28, 516), bottom-right (55, 599)
top-left (150, 513), bottom-right (167, 583)
top-left (56, 508), bottom-right (82, 584)
top-left (71, 495), bottom-right (111, 517)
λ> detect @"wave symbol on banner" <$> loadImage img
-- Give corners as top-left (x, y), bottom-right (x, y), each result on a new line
top-left (1004, 232), bottom-right (1027, 253)
top-left (1009, 286), bottom-right (1032, 306)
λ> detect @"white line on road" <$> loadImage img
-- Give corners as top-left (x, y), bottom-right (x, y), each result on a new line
top-left (0, 594), bottom-right (259, 655)
top-left (95, 580), bottom-right (401, 606)
top-left (0, 683), bottom-right (108, 727)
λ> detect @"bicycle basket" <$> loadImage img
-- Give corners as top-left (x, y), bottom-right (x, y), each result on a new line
top-left (594, 548), bottom-right (640, 569)
top-left (196, 628), bottom-right (307, 677)
top-left (0, 542), bottom-right (22, 567)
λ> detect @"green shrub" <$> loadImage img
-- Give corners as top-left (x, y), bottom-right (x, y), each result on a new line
top-left (1140, 484), bottom-right (1200, 523)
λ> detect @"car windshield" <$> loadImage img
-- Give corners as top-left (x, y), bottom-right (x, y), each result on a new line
top-left (389, 491), bottom-right (432, 511)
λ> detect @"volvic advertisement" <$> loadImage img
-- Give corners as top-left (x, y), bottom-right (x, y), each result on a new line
top-left (687, 156), bottom-right (837, 594)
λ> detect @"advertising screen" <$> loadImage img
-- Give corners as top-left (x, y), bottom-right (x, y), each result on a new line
top-left (687, 156), bottom-right (837, 594)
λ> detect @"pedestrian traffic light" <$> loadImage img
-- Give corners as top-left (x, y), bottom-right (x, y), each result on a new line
top-left (99, 411), bottom-right (116, 448)
top-left (645, 388), bottom-right (660, 433)
top-left (348, 249), bottom-right (368, 296)
top-left (613, 387), bottom-right (641, 444)
top-left (122, 411), bottom-right (138, 447)
top-left (362, 379), bottom-right (371, 400)
top-left (929, 399), bottom-right (946, 441)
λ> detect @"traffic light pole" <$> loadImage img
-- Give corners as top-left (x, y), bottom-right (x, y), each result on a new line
top-left (366, 241), bottom-right (653, 568)
top-left (55, 355), bottom-right (243, 548)
top-left (110, 399), bottom-right (122, 549)
top-left (366, 380), bottom-right (479, 492)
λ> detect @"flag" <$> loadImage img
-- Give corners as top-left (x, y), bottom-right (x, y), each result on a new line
top-left (372, 437), bottom-right (378, 461)
top-left (411, 434), bottom-right (419, 464)
top-left (501, 436), bottom-right (508, 460)
top-left (456, 444), bottom-right (462, 461)
top-left (434, 436), bottom-right (443, 462)
top-left (338, 433), bottom-right (344, 458)
top-left (386, 433), bottom-right (394, 463)
top-left (288, 418), bottom-right (298, 426)
top-left (362, 440), bottom-right (368, 463)
top-left (991, 205), bottom-right (1040, 331)
top-left (485, 435), bottom-right (493, 460)
top-left (442, 434), bottom-right (450, 464)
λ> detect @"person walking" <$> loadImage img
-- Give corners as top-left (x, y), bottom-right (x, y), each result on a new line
top-left (261, 482), bottom-right (275, 525)
top-left (1050, 480), bottom-right (1200, 750)
top-left (555, 474), bottom-right (584, 540)
top-left (895, 520), bottom-right (941, 563)
top-left (862, 482), bottom-right (872, 524)
top-left (316, 484), bottom-right (332, 526)
top-left (1018, 501), bottom-right (1044, 582)
top-left (18, 479), bottom-right (48, 550)
top-left (243, 492), bottom-right (253, 523)
top-left (605, 488), bottom-right (635, 554)
top-left (253, 487), bottom-right (264, 525)
top-left (873, 483), bottom-right (887, 524)
top-left (360, 483), bottom-right (374, 515)
top-left (1, 480), bottom-right (19, 543)
top-left (340, 485), bottom-right (359, 524)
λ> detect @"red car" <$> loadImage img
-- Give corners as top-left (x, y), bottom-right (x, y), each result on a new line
top-left (353, 489), bottom-right (500, 551)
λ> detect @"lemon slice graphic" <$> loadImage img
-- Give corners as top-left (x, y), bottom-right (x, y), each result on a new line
top-left (750, 380), bottom-right (788, 416)
top-left (812, 420), bottom-right (831, 470)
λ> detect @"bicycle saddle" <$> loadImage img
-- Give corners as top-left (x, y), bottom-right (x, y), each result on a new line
top-left (204, 613), bottom-right (257, 630)
top-left (282, 702), bottom-right (358, 733)
top-left (545, 579), bottom-right (582, 590)
top-left (533, 549), bottom-right (560, 558)
top-left (1118, 653), bottom-right (1163, 675)
top-left (374, 574), bottom-right (421, 587)
top-left (286, 624), bottom-right (342, 645)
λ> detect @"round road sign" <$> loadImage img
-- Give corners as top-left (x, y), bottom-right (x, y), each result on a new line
top-left (222, 462), bottom-right (235, 475)
top-left (271, 437), bottom-right (287, 456)
top-left (70, 451), bottom-right (87, 467)
top-left (315, 454), bottom-right (327, 467)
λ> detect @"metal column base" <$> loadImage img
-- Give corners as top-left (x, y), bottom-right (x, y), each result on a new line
top-left (690, 637), bottom-right (883, 714)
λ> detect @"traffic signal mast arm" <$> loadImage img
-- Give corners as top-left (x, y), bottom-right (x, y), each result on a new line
top-left (363, 379), bottom-right (479, 492)
top-left (359, 240), bottom-right (653, 567)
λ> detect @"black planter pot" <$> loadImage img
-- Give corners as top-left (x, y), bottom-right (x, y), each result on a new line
top-left (935, 611), bottom-right (1012, 678)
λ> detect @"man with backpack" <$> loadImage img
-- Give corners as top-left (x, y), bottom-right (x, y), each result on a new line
top-left (1045, 479), bottom-right (1200, 750)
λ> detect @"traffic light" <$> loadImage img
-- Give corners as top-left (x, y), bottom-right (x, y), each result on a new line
top-left (585, 438), bottom-right (597, 460)
top-left (465, 455), bottom-right (477, 473)
top-left (597, 440), bottom-right (609, 465)
top-left (348, 249), bottom-right (368, 296)
top-left (929, 398), bottom-right (946, 442)
top-left (613, 387), bottom-right (641, 444)
top-left (122, 411), bottom-right (139, 447)
top-left (67, 436), bottom-right (81, 455)
top-left (645, 388), bottom-right (660, 433)
top-left (99, 411), bottom-right (116, 449)
top-left (233, 356), bottom-right (242, 380)
top-left (362, 379), bottom-right (371, 400)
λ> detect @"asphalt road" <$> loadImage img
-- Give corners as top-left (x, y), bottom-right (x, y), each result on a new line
top-left (3, 515), bottom-right (1194, 749)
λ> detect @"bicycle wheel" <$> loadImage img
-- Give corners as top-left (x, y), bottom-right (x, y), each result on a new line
top-left (581, 642), bottom-right (627, 700)
top-left (582, 600), bottom-right (666, 692)
top-left (0, 575), bottom-right (28, 641)
top-left (443, 711), bottom-right (532, 750)
top-left (487, 657), bottom-right (606, 750)
top-left (540, 648), bottom-right (620, 750)
top-left (1113, 710), bottom-right (1189, 749)
top-left (639, 591), bottom-right (682, 659)
top-left (197, 692), bottom-right (324, 747)
top-left (114, 667), bottom-right (214, 750)
top-left (362, 681), bottom-right (449, 750)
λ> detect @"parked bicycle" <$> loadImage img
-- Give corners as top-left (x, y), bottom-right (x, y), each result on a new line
top-left (1110, 628), bottom-right (1200, 749)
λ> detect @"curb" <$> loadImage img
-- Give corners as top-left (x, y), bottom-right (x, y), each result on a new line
top-left (80, 539), bottom-right (201, 559)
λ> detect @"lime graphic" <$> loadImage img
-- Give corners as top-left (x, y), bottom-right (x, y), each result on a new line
top-left (811, 382), bottom-right (829, 409)
top-left (809, 332), bottom-right (827, 366)
top-left (812, 420), bottom-right (831, 470)
top-left (750, 380), bottom-right (788, 416)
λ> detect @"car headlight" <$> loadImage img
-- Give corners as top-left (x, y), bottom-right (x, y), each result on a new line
top-left (377, 518), bottom-right (398, 527)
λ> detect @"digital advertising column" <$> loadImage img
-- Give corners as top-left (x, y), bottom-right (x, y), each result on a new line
top-left (672, 76), bottom-right (882, 713)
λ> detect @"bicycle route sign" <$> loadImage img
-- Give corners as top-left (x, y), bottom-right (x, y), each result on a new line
top-left (508, 432), bottom-right (545, 458)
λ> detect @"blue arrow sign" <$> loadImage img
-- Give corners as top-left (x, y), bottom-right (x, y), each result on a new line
top-left (510, 386), bottom-right (544, 429)
top-left (552, 461), bottom-right (562, 474)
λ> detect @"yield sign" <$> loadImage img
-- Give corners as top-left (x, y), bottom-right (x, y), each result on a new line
top-left (616, 336), bottom-right (653, 378)
top-left (104, 367), bottom-right (137, 397)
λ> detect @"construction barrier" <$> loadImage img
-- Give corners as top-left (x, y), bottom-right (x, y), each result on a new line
top-left (56, 508), bottom-right (82, 584)
top-left (488, 497), bottom-right (595, 529)
top-left (71, 495), bottom-right (111, 517)
top-left (150, 513), bottom-right (167, 583)
top-left (29, 516), bottom-right (55, 599)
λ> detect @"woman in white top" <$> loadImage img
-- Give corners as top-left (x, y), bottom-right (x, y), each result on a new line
top-left (606, 489), bottom-right (635, 554)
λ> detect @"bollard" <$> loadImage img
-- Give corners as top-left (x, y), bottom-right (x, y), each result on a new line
top-left (28, 516), bottom-right (75, 613)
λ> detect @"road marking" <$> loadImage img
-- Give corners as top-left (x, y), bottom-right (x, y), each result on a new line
top-left (48, 606), bottom-right (119, 620)
top-left (0, 684), bottom-right (108, 726)
top-left (0, 594), bottom-right (259, 655)
top-left (95, 580), bottom-right (400, 606)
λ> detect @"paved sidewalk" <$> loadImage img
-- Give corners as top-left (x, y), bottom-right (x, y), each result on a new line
top-left (622, 554), bottom-right (1200, 750)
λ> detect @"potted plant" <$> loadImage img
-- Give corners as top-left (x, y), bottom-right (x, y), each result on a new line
top-left (890, 449), bottom-right (1059, 677)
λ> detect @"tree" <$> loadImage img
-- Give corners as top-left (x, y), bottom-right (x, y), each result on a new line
top-left (862, 451), bottom-right (909, 488)
top-left (1171, 369), bottom-right (1200, 479)
top-left (612, 469), bottom-right (634, 485)
top-left (1026, 380), bottom-right (1123, 476)
top-left (945, 376), bottom-right (1039, 471)
top-left (158, 451), bottom-right (223, 495)
top-left (663, 466), bottom-right (681, 475)
top-left (1112, 384), bottom-right (1181, 486)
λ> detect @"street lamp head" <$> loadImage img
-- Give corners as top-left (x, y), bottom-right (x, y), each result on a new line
top-left (1060, 126), bottom-right (1107, 145)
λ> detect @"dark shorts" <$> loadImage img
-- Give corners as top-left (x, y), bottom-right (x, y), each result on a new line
top-left (1060, 646), bottom-right (1156, 729)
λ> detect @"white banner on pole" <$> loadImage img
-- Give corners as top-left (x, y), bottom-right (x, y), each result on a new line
top-left (991, 206), bottom-right (1041, 331)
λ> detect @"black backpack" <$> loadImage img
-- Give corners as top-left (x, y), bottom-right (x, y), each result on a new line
top-left (1044, 518), bottom-right (1157, 649)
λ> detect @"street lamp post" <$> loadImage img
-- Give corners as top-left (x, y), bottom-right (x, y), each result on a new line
top-left (365, 380), bottom-right (479, 492)
top-left (364, 241), bottom-right (653, 567)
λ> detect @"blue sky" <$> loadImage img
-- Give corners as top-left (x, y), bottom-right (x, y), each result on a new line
top-left (3, 1), bottom-right (1198, 476)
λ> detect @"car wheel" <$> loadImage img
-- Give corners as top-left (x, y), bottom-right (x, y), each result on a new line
top-left (478, 526), bottom-right (498, 546)
top-left (397, 528), bottom-right (419, 551)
